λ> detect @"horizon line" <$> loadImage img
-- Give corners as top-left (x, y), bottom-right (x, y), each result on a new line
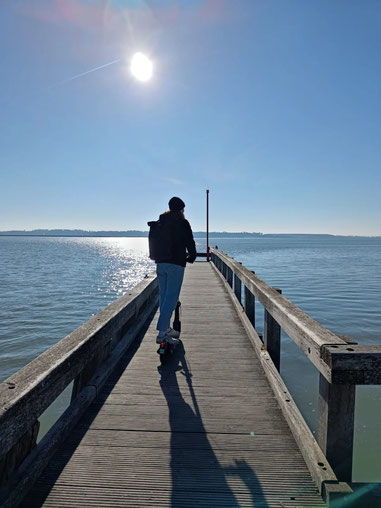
top-left (0, 229), bottom-right (380, 238)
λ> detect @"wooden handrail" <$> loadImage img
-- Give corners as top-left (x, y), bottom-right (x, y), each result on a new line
top-left (210, 248), bottom-right (381, 384)
top-left (0, 274), bottom-right (158, 462)
top-left (210, 248), bottom-right (347, 381)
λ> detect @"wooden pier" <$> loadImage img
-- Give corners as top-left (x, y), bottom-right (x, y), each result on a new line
top-left (1, 251), bottom-right (381, 507)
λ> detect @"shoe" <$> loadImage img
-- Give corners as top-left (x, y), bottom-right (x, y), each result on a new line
top-left (156, 327), bottom-right (180, 343)
top-left (167, 327), bottom-right (180, 338)
top-left (156, 334), bottom-right (180, 345)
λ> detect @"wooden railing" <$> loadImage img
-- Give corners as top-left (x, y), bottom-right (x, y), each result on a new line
top-left (210, 248), bottom-right (381, 502)
top-left (0, 274), bottom-right (158, 508)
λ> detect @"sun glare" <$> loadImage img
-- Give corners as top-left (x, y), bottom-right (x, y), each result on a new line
top-left (130, 52), bottom-right (153, 82)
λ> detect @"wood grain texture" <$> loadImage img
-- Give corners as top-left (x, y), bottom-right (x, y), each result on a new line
top-left (0, 275), bottom-right (158, 459)
top-left (21, 263), bottom-right (326, 507)
top-left (264, 288), bottom-right (282, 372)
top-left (0, 421), bottom-right (39, 487)
top-left (317, 374), bottom-right (355, 482)
top-left (233, 273), bottom-right (242, 304)
top-left (321, 344), bottom-right (381, 384)
top-left (244, 284), bottom-right (255, 327)
top-left (210, 262), bottom-right (343, 493)
top-left (211, 248), bottom-right (347, 381)
top-left (0, 296), bottom-right (159, 508)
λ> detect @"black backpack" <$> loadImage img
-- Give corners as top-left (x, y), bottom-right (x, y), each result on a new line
top-left (147, 219), bottom-right (174, 261)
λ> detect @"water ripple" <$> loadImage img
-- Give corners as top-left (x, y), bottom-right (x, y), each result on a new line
top-left (0, 236), bottom-right (154, 381)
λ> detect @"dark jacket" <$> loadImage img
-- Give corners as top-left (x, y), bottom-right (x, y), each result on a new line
top-left (157, 211), bottom-right (197, 267)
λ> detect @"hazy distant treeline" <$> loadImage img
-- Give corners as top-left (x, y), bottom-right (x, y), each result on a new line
top-left (0, 229), bottom-right (264, 238)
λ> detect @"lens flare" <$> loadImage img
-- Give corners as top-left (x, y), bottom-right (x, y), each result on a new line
top-left (130, 52), bottom-right (153, 82)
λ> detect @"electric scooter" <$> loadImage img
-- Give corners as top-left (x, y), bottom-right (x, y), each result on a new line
top-left (157, 301), bottom-right (181, 363)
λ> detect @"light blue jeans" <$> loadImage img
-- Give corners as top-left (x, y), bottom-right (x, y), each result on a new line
top-left (156, 263), bottom-right (185, 332)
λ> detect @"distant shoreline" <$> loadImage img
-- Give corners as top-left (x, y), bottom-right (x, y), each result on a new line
top-left (0, 229), bottom-right (263, 238)
top-left (0, 230), bottom-right (379, 238)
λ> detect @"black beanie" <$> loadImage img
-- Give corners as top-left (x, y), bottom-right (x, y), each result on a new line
top-left (168, 196), bottom-right (185, 211)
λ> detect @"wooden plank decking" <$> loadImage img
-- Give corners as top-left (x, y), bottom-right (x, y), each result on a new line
top-left (23, 263), bottom-right (326, 507)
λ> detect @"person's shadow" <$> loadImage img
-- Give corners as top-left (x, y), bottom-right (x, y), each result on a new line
top-left (158, 342), bottom-right (268, 508)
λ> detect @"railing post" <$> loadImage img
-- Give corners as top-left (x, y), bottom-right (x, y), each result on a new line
top-left (0, 421), bottom-right (40, 487)
top-left (317, 375), bottom-right (355, 482)
top-left (244, 271), bottom-right (255, 327)
top-left (264, 288), bottom-right (282, 371)
top-left (234, 273), bottom-right (242, 304)
top-left (71, 339), bottom-right (112, 400)
top-left (227, 267), bottom-right (233, 288)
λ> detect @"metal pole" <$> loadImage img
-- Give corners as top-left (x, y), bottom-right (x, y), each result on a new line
top-left (206, 189), bottom-right (210, 261)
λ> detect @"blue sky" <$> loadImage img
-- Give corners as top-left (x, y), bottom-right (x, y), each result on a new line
top-left (1, 0), bottom-right (380, 235)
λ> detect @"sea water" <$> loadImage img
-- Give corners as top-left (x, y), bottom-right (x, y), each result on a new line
top-left (1, 235), bottom-right (380, 481)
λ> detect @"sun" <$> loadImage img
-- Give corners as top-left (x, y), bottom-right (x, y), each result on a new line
top-left (130, 52), bottom-right (153, 82)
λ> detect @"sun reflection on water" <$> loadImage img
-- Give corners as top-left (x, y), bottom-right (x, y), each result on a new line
top-left (85, 237), bottom-right (154, 297)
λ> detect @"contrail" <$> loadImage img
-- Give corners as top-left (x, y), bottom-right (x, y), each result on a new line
top-left (53, 58), bottom-right (121, 88)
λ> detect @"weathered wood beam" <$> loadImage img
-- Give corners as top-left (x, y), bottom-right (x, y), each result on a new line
top-left (264, 288), bottom-right (282, 372)
top-left (233, 273), bottom-right (242, 304)
top-left (212, 250), bottom-right (381, 385)
top-left (71, 339), bottom-right (112, 401)
top-left (336, 334), bottom-right (358, 345)
top-left (227, 266), bottom-right (233, 288)
top-left (244, 285), bottom-right (255, 327)
top-left (210, 249), bottom-right (347, 381)
top-left (318, 374), bottom-right (355, 482)
top-left (0, 275), bottom-right (158, 458)
top-left (0, 295), bottom-right (158, 508)
top-left (0, 421), bottom-right (39, 487)
top-left (321, 345), bottom-right (381, 384)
